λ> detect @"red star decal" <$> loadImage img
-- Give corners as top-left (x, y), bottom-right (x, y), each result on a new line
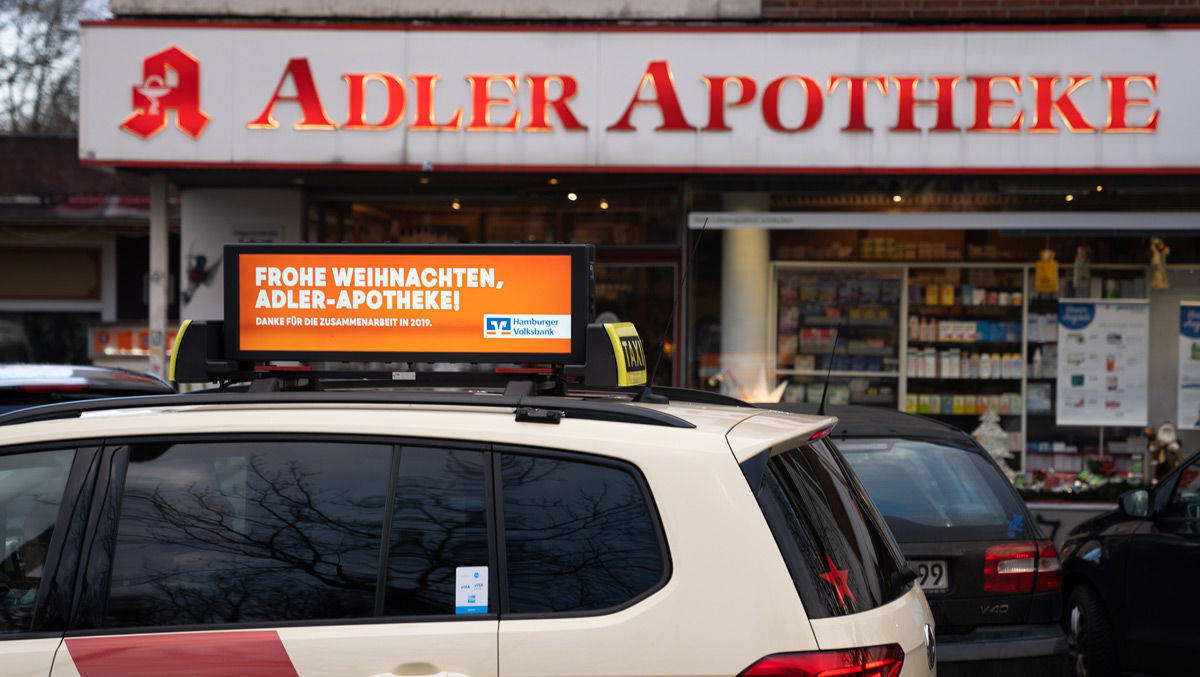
top-left (818, 553), bottom-right (857, 607)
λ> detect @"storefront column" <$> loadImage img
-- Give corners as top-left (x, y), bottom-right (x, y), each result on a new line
top-left (720, 193), bottom-right (771, 398)
top-left (148, 173), bottom-right (169, 378)
top-left (180, 188), bottom-right (304, 320)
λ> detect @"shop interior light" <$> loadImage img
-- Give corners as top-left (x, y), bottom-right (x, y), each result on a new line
top-left (548, 177), bottom-right (559, 185)
top-left (892, 195), bottom-right (902, 203)
top-left (451, 199), bottom-right (461, 210)
top-left (1096, 185), bottom-right (1104, 192)
top-left (419, 177), bottom-right (430, 184)
top-left (1065, 194), bottom-right (1075, 202)
top-left (567, 192), bottom-right (578, 201)
top-left (600, 198), bottom-right (609, 210)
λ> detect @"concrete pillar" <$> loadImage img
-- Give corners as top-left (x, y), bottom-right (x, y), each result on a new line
top-left (719, 193), bottom-right (771, 398)
top-left (180, 188), bottom-right (304, 320)
top-left (147, 174), bottom-right (169, 378)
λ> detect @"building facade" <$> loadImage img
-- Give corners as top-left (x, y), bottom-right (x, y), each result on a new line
top-left (75, 0), bottom-right (1200, 481)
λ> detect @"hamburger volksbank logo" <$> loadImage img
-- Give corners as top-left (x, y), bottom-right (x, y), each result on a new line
top-left (484, 315), bottom-right (571, 339)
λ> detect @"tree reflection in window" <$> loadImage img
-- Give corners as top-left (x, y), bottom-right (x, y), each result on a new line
top-left (385, 447), bottom-right (488, 616)
top-left (105, 442), bottom-right (390, 628)
top-left (501, 455), bottom-right (663, 613)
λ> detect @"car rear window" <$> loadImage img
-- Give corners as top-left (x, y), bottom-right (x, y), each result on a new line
top-left (749, 437), bottom-right (908, 619)
top-left (838, 437), bottom-right (1033, 542)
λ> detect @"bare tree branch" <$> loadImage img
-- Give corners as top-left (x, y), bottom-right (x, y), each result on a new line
top-left (0, 0), bottom-right (109, 134)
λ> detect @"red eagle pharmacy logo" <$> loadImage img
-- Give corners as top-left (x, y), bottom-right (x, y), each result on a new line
top-left (120, 46), bottom-right (210, 139)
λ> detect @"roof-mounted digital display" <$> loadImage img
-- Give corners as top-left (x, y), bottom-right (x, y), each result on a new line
top-left (224, 243), bottom-right (592, 364)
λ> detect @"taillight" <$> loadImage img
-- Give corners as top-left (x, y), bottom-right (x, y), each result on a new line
top-left (739, 644), bottom-right (904, 677)
top-left (1034, 539), bottom-right (1063, 592)
top-left (983, 541), bottom-right (1037, 593)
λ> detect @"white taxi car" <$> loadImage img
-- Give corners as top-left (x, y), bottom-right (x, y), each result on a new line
top-left (1, 242), bottom-right (933, 676)
top-left (1, 385), bottom-right (933, 677)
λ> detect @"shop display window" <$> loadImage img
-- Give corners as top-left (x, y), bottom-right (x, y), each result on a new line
top-left (774, 269), bottom-right (901, 407)
top-left (904, 267), bottom-right (1025, 455)
top-left (1025, 267), bottom-right (1150, 478)
top-left (770, 258), bottom-right (1155, 483)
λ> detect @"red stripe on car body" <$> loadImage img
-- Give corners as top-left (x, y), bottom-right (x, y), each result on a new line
top-left (66, 630), bottom-right (299, 676)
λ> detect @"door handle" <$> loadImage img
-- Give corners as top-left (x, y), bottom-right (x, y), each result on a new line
top-left (369, 672), bottom-right (467, 677)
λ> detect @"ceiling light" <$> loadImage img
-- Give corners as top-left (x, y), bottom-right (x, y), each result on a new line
top-left (419, 177), bottom-right (430, 184)
top-left (892, 195), bottom-right (902, 203)
top-left (1095, 185), bottom-right (1103, 192)
top-left (451, 199), bottom-right (461, 210)
top-left (567, 192), bottom-right (578, 201)
top-left (600, 199), bottom-right (609, 210)
top-left (548, 177), bottom-right (559, 185)
top-left (1065, 194), bottom-right (1075, 202)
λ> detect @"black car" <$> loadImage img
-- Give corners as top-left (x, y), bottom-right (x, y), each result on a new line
top-left (766, 404), bottom-right (1066, 677)
top-left (0, 364), bottom-right (174, 414)
top-left (1058, 449), bottom-right (1200, 677)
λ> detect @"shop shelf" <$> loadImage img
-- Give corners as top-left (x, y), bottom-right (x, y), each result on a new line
top-left (908, 340), bottom-right (1022, 348)
top-left (909, 305), bottom-right (1022, 317)
top-left (906, 376), bottom-right (1023, 381)
top-left (778, 369), bottom-right (900, 378)
top-left (803, 315), bottom-right (895, 327)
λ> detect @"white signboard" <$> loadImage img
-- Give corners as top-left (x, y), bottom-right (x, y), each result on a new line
top-left (1177, 302), bottom-right (1200, 429)
top-left (1057, 299), bottom-right (1149, 427)
top-left (80, 23), bottom-right (1196, 171)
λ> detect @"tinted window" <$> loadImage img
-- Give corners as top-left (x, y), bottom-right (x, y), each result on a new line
top-left (385, 446), bottom-right (489, 616)
top-left (1163, 457), bottom-right (1200, 522)
top-left (105, 441), bottom-right (390, 627)
top-left (501, 454), bottom-right (664, 613)
top-left (839, 438), bottom-right (1032, 542)
top-left (752, 438), bottom-right (906, 618)
top-left (0, 448), bottom-right (73, 634)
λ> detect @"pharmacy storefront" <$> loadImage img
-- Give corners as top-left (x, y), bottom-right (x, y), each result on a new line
top-left (81, 21), bottom-right (1200, 479)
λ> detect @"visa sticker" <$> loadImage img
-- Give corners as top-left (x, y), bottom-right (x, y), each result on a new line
top-left (455, 566), bottom-right (488, 615)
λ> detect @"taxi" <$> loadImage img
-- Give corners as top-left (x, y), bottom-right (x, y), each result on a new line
top-left (0, 243), bottom-right (935, 677)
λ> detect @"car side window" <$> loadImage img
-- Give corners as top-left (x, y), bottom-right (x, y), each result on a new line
top-left (104, 440), bottom-right (391, 628)
top-left (500, 453), bottom-right (665, 614)
top-left (1163, 458), bottom-right (1200, 524)
top-left (384, 446), bottom-right (490, 616)
top-left (0, 448), bottom-right (74, 634)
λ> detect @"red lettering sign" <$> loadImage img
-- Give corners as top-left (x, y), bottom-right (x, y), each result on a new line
top-left (120, 50), bottom-right (1162, 140)
top-left (121, 46), bottom-right (210, 139)
top-left (608, 60), bottom-right (696, 131)
top-left (342, 73), bottom-right (405, 129)
top-left (248, 58), bottom-right (335, 130)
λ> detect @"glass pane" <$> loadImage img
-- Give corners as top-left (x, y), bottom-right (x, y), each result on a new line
top-left (839, 438), bottom-right (1030, 541)
top-left (385, 446), bottom-right (489, 616)
top-left (501, 454), bottom-right (663, 613)
top-left (106, 441), bottom-right (390, 627)
top-left (594, 264), bottom-right (676, 385)
top-left (755, 439), bottom-right (905, 618)
top-left (776, 270), bottom-right (901, 406)
top-left (0, 448), bottom-right (74, 634)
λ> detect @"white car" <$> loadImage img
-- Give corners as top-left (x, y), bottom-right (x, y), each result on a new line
top-left (0, 387), bottom-right (934, 677)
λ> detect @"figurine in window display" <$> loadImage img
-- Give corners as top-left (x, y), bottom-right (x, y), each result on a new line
top-left (1149, 237), bottom-right (1171, 291)
top-left (1147, 421), bottom-right (1182, 481)
top-left (1072, 245), bottom-right (1091, 294)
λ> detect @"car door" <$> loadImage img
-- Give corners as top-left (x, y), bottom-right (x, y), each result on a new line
top-left (0, 444), bottom-right (97, 677)
top-left (50, 436), bottom-right (498, 677)
top-left (495, 447), bottom-right (678, 677)
top-left (1123, 453), bottom-right (1200, 674)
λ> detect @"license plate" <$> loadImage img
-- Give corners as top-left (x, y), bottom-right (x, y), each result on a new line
top-left (911, 560), bottom-right (949, 591)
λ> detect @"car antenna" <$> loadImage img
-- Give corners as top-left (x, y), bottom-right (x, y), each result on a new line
top-left (816, 323), bottom-right (844, 416)
top-left (636, 216), bottom-right (708, 403)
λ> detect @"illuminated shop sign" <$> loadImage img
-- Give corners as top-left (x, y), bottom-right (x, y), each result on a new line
top-left (81, 24), bottom-right (1196, 170)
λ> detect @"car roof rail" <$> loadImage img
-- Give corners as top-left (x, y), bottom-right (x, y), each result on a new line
top-left (574, 386), bottom-right (756, 408)
top-left (0, 390), bottom-right (696, 429)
